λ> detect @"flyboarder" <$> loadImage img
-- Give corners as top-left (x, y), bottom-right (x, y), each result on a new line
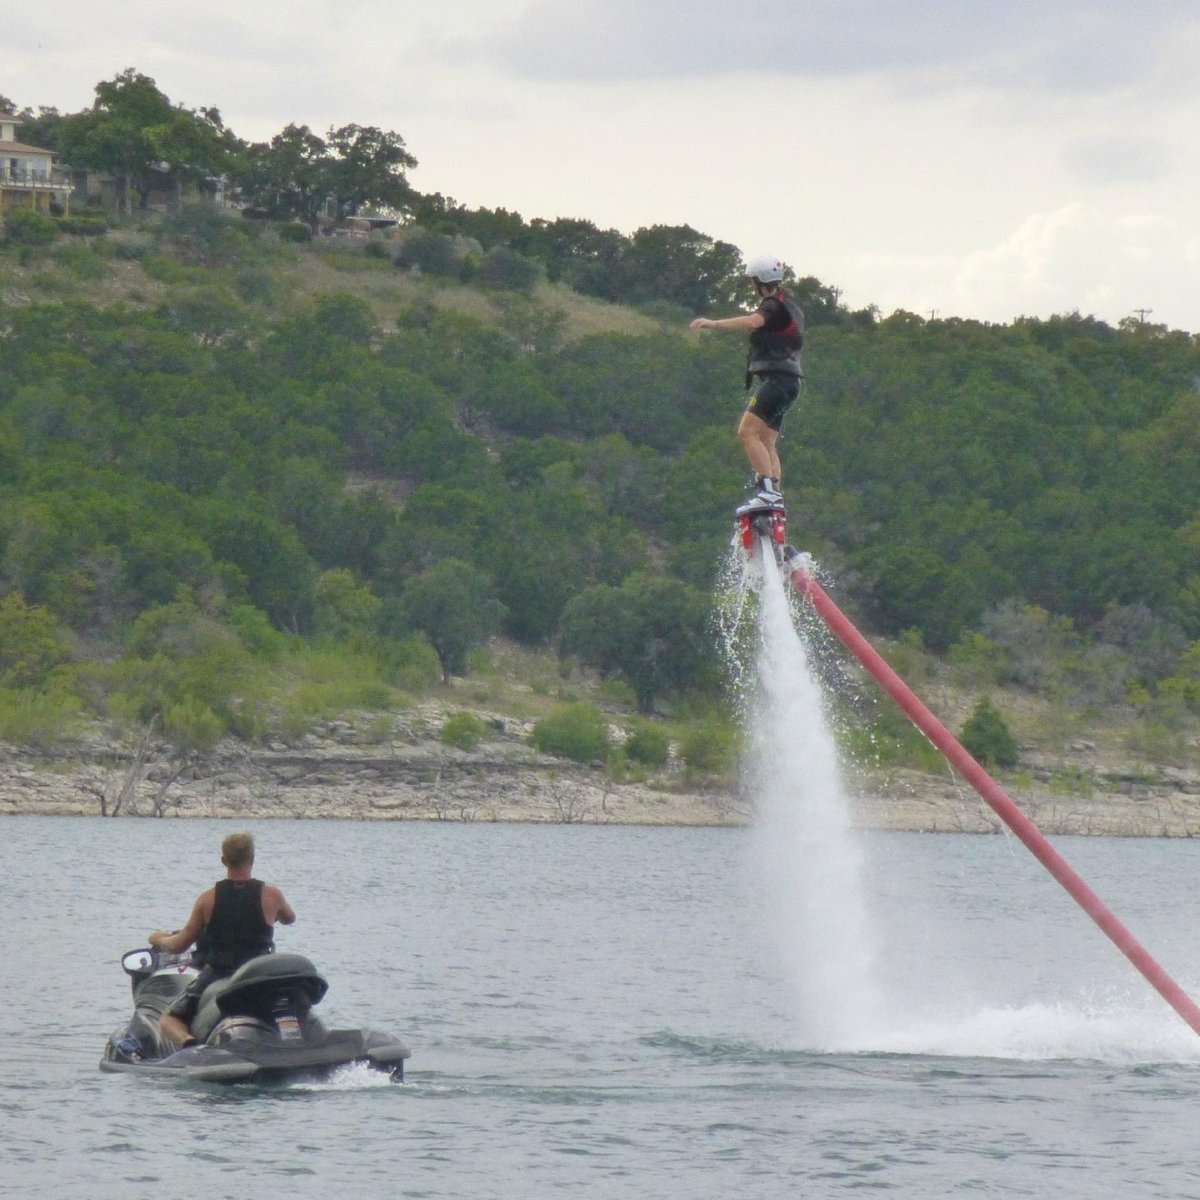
top-left (689, 254), bottom-right (804, 513)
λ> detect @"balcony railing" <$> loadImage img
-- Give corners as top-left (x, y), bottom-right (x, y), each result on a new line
top-left (0, 167), bottom-right (72, 190)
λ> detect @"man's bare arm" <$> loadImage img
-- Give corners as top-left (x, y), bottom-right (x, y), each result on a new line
top-left (264, 884), bottom-right (296, 926)
top-left (149, 891), bottom-right (211, 953)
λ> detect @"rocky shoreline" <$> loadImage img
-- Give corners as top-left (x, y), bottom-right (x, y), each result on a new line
top-left (4, 704), bottom-right (1200, 837)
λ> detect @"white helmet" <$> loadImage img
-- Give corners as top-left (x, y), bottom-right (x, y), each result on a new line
top-left (747, 254), bottom-right (786, 284)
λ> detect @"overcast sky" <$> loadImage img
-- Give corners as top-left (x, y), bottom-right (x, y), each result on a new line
top-left (8, 1), bottom-right (1200, 330)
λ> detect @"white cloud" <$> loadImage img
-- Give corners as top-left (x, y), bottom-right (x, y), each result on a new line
top-left (853, 204), bottom-right (1200, 328)
top-left (1062, 136), bottom-right (1180, 186)
top-left (473, 0), bottom-right (1200, 99)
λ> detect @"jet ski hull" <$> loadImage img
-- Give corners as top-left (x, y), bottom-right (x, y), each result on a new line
top-left (101, 948), bottom-right (411, 1084)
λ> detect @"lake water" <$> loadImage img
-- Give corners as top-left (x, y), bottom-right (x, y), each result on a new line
top-left (4, 815), bottom-right (1200, 1199)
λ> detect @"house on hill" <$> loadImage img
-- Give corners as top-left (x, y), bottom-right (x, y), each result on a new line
top-left (0, 112), bottom-right (73, 214)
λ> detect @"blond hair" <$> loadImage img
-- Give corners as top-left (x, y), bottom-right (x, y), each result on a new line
top-left (221, 831), bottom-right (255, 869)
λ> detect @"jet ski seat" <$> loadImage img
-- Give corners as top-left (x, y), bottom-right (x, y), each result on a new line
top-left (192, 954), bottom-right (329, 1042)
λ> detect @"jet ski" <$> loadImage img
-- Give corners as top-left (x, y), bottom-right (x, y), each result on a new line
top-left (100, 946), bottom-right (411, 1083)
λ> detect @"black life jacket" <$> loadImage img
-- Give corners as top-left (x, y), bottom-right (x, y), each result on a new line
top-left (747, 290), bottom-right (805, 376)
top-left (203, 878), bottom-right (274, 970)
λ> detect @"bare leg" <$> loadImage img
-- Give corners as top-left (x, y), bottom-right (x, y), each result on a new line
top-left (737, 411), bottom-right (782, 482)
top-left (159, 1011), bottom-right (194, 1047)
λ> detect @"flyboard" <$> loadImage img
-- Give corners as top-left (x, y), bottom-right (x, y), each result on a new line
top-left (735, 499), bottom-right (1200, 1039)
top-left (735, 497), bottom-right (795, 569)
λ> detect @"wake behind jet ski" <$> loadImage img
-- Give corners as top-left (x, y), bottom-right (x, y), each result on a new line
top-left (101, 946), bottom-right (411, 1083)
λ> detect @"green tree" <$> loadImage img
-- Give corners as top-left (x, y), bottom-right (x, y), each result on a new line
top-left (313, 568), bottom-right (381, 640)
top-left (477, 245), bottom-right (541, 293)
top-left (12, 106), bottom-right (66, 153)
top-left (325, 123), bottom-right (417, 216)
top-left (560, 574), bottom-right (713, 711)
top-left (238, 123), bottom-right (332, 230)
top-left (57, 69), bottom-right (230, 213)
top-left (157, 285), bottom-right (251, 345)
top-left (396, 558), bottom-right (505, 682)
top-left (959, 696), bottom-right (1019, 768)
top-left (111, 591), bottom-right (250, 736)
top-left (394, 228), bottom-right (461, 276)
top-left (523, 216), bottom-right (625, 287)
top-left (617, 224), bottom-right (743, 312)
top-left (239, 122), bottom-right (417, 230)
top-left (0, 593), bottom-right (72, 687)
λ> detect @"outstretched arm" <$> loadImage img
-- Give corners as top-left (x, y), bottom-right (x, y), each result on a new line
top-left (149, 891), bottom-right (212, 954)
top-left (689, 312), bottom-right (766, 332)
top-left (263, 884), bottom-right (296, 926)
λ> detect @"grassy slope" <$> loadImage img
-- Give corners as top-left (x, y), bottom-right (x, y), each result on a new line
top-left (2, 230), bottom-right (1194, 807)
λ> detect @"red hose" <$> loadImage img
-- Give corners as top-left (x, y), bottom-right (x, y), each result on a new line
top-left (789, 561), bottom-right (1200, 1038)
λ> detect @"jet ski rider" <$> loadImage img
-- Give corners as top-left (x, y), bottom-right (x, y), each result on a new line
top-left (149, 832), bottom-right (296, 1048)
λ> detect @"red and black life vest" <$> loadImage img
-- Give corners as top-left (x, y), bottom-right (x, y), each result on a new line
top-left (747, 290), bottom-right (805, 376)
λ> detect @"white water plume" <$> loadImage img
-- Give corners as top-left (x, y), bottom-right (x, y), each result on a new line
top-left (727, 543), bottom-right (881, 1049)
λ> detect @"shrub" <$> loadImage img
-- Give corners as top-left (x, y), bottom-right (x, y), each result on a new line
top-left (271, 642), bottom-right (399, 732)
top-left (531, 702), bottom-right (610, 763)
top-left (1125, 716), bottom-right (1188, 766)
top-left (441, 711), bottom-right (488, 751)
top-left (233, 267), bottom-right (278, 304)
top-left (3, 208), bottom-right (58, 246)
top-left (677, 719), bottom-right (738, 775)
top-left (228, 604), bottom-right (286, 661)
top-left (313, 568), bottom-right (382, 639)
top-left (948, 630), bottom-right (1008, 685)
top-left (0, 593), bottom-right (73, 688)
top-left (162, 698), bottom-right (224, 754)
top-left (141, 253), bottom-right (191, 283)
top-left (886, 628), bottom-right (930, 682)
top-left (980, 601), bottom-right (1077, 691)
top-left (376, 636), bottom-right (441, 692)
top-left (477, 245), bottom-right (541, 293)
top-left (1153, 641), bottom-right (1200, 713)
top-left (959, 696), bottom-right (1019, 768)
top-left (394, 229), bottom-right (459, 277)
top-left (108, 232), bottom-right (151, 261)
top-left (162, 205), bottom-right (256, 267)
top-left (57, 215), bottom-right (108, 237)
top-left (0, 686), bottom-right (82, 747)
top-left (624, 721), bottom-right (670, 767)
top-left (275, 221), bottom-right (312, 243)
top-left (53, 240), bottom-right (107, 279)
top-left (839, 701), bottom-right (944, 772)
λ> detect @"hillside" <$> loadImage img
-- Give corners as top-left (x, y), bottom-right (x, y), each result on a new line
top-left (1, 209), bottom-right (1200, 830)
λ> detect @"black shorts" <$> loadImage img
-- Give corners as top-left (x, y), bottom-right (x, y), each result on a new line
top-left (167, 964), bottom-right (230, 1025)
top-left (745, 373), bottom-right (801, 432)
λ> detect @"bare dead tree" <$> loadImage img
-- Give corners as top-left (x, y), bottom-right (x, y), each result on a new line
top-left (149, 758), bottom-right (189, 818)
top-left (552, 785), bottom-right (593, 824)
top-left (80, 719), bottom-right (157, 816)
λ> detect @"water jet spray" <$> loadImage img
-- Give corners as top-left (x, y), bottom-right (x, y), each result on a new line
top-left (781, 551), bottom-right (1200, 1039)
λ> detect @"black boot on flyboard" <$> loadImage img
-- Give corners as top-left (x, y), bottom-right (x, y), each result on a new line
top-left (735, 477), bottom-right (795, 567)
